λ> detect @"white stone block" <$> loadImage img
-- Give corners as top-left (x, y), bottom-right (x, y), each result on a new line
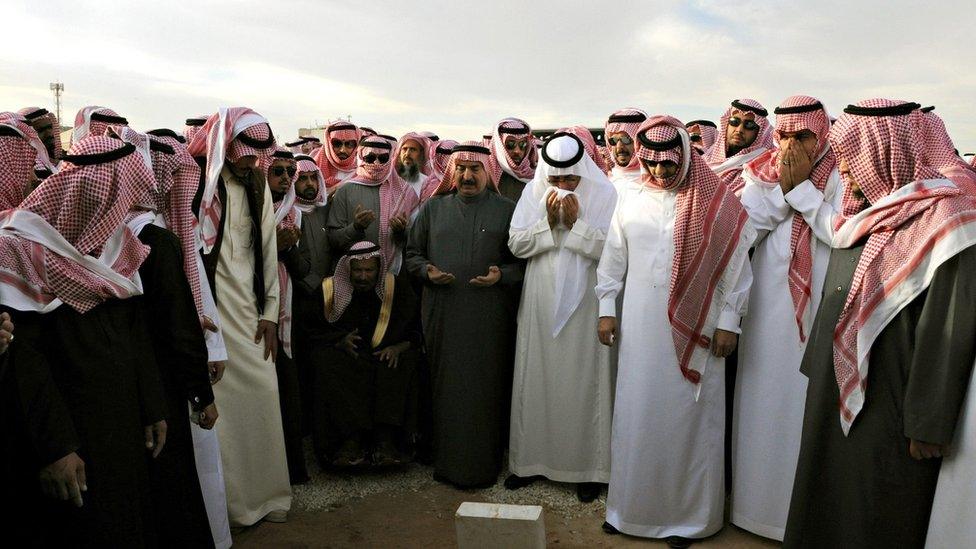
top-left (454, 502), bottom-right (546, 549)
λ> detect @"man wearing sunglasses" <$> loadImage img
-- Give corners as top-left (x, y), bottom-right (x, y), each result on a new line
top-left (730, 96), bottom-right (843, 542)
top-left (489, 117), bottom-right (538, 203)
top-left (314, 121), bottom-right (362, 194)
top-left (604, 108), bottom-right (648, 193)
top-left (703, 98), bottom-right (774, 195)
top-left (327, 136), bottom-right (419, 274)
top-left (685, 120), bottom-right (718, 154)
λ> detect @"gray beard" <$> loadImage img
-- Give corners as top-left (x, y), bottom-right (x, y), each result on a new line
top-left (398, 163), bottom-right (419, 180)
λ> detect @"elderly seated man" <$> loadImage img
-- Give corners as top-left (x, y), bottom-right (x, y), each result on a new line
top-left (306, 242), bottom-right (422, 467)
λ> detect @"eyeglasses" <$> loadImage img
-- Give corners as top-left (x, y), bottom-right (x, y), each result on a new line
top-left (505, 139), bottom-right (529, 151)
top-left (363, 153), bottom-right (390, 164)
top-left (607, 135), bottom-right (633, 146)
top-left (728, 117), bottom-right (759, 131)
top-left (270, 166), bottom-right (297, 177)
top-left (331, 139), bottom-right (358, 149)
top-left (689, 134), bottom-right (702, 142)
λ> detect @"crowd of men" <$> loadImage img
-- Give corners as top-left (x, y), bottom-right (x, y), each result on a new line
top-left (0, 97), bottom-right (974, 548)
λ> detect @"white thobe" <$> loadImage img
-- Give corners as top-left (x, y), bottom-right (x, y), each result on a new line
top-left (926, 367), bottom-right (976, 548)
top-left (608, 167), bottom-right (641, 196)
top-left (730, 170), bottom-right (841, 541)
top-left (213, 168), bottom-right (292, 527)
top-left (508, 217), bottom-right (614, 483)
top-left (597, 184), bottom-right (754, 539)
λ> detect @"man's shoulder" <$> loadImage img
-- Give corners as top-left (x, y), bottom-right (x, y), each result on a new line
top-left (138, 223), bottom-right (181, 249)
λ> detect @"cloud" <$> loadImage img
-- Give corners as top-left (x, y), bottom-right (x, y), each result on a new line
top-left (2, 0), bottom-right (973, 151)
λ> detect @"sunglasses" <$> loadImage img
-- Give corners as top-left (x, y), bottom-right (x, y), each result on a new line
top-left (505, 140), bottom-right (529, 151)
top-left (363, 153), bottom-right (390, 164)
top-left (271, 166), bottom-right (297, 177)
top-left (331, 139), bottom-right (358, 149)
top-left (607, 135), bottom-right (633, 146)
top-left (728, 117), bottom-right (759, 131)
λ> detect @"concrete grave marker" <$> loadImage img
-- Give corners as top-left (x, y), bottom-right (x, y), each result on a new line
top-left (455, 502), bottom-right (546, 549)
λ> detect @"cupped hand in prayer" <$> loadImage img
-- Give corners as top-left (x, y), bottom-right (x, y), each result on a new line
top-left (470, 265), bottom-right (502, 287)
top-left (427, 264), bottom-right (455, 285)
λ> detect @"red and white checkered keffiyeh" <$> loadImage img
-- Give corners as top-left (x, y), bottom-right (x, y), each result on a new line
top-left (431, 141), bottom-right (499, 196)
top-left (685, 119), bottom-right (718, 153)
top-left (0, 135), bottom-right (155, 313)
top-left (704, 99), bottom-right (774, 194)
top-left (144, 128), bottom-right (207, 319)
top-left (490, 117), bottom-right (538, 184)
top-left (557, 125), bottom-right (608, 173)
top-left (395, 132), bottom-right (434, 176)
top-left (326, 241), bottom-right (387, 323)
top-left (72, 106), bottom-right (128, 145)
top-left (268, 148), bottom-right (300, 358)
top-left (183, 115), bottom-right (209, 143)
top-left (605, 107), bottom-right (648, 172)
top-left (744, 95), bottom-right (836, 341)
top-left (419, 131), bottom-right (440, 172)
top-left (920, 108), bottom-right (976, 195)
top-left (348, 136), bottom-right (420, 270)
top-left (315, 121), bottom-right (362, 191)
top-left (294, 154), bottom-right (328, 213)
top-left (0, 115), bottom-right (45, 210)
top-left (636, 115), bottom-right (751, 385)
top-left (828, 98), bottom-right (976, 435)
top-left (18, 107), bottom-right (63, 161)
top-left (420, 139), bottom-right (458, 202)
top-left (186, 107), bottom-right (275, 253)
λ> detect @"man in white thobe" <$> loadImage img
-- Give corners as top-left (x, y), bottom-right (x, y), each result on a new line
top-left (730, 96), bottom-right (842, 541)
top-left (506, 132), bottom-right (617, 503)
top-left (596, 116), bottom-right (754, 548)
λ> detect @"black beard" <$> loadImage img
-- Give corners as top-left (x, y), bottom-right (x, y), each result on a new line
top-left (726, 144), bottom-right (745, 157)
top-left (271, 190), bottom-right (285, 201)
top-left (299, 188), bottom-right (317, 200)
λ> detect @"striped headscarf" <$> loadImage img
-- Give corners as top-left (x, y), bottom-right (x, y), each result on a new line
top-left (636, 115), bottom-right (751, 385)
top-left (828, 98), bottom-right (976, 435)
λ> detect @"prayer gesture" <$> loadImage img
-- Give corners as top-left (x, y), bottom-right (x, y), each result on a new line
top-left (254, 319), bottom-right (278, 362)
top-left (909, 439), bottom-right (947, 460)
top-left (0, 312), bottom-right (13, 355)
top-left (546, 191), bottom-right (561, 228)
top-left (598, 316), bottom-right (617, 347)
top-left (710, 328), bottom-right (738, 358)
top-left (779, 141), bottom-right (813, 193)
top-left (470, 265), bottom-right (502, 287)
top-left (426, 264), bottom-right (456, 285)
top-left (144, 420), bottom-right (168, 459)
top-left (338, 328), bottom-right (362, 358)
top-left (276, 226), bottom-right (300, 250)
top-left (390, 212), bottom-right (409, 234)
top-left (39, 452), bottom-right (87, 508)
top-left (353, 203), bottom-right (377, 230)
top-left (374, 341), bottom-right (410, 368)
top-left (561, 194), bottom-right (580, 229)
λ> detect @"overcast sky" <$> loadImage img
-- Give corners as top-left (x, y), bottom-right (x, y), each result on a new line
top-left (3, 0), bottom-right (974, 154)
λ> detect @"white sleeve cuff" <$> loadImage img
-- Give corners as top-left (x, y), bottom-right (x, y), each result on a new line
top-left (599, 297), bottom-right (617, 318)
top-left (717, 309), bottom-right (742, 333)
top-left (784, 179), bottom-right (821, 211)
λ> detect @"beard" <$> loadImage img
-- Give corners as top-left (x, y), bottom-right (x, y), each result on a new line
top-left (299, 186), bottom-right (318, 200)
top-left (398, 162), bottom-right (419, 179)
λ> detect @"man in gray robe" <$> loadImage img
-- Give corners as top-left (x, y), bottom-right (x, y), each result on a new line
top-left (406, 141), bottom-right (524, 488)
top-left (783, 100), bottom-right (976, 548)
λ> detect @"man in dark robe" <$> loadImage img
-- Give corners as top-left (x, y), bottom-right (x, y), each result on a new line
top-left (406, 141), bottom-right (524, 488)
top-left (305, 242), bottom-right (421, 466)
top-left (488, 117), bottom-right (537, 202)
top-left (783, 99), bottom-right (976, 548)
top-left (123, 128), bottom-right (219, 546)
top-left (327, 135), bottom-right (419, 273)
top-left (0, 134), bottom-right (168, 547)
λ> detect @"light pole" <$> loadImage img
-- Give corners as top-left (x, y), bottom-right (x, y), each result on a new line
top-left (49, 81), bottom-right (64, 123)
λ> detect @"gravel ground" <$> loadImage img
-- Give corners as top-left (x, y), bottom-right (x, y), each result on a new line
top-left (293, 443), bottom-right (605, 519)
